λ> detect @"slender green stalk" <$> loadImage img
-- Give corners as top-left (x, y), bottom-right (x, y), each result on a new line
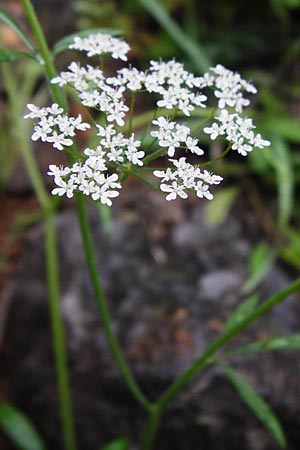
top-left (2, 47), bottom-right (76, 450)
top-left (21, 0), bottom-right (152, 412)
top-left (20, 2), bottom-right (77, 450)
top-left (75, 195), bottom-right (153, 411)
top-left (199, 142), bottom-right (232, 168)
top-left (1, 62), bottom-right (50, 211)
top-left (45, 213), bottom-right (77, 450)
top-left (142, 278), bottom-right (300, 449)
top-left (141, 407), bottom-right (161, 450)
top-left (20, 0), bottom-right (66, 106)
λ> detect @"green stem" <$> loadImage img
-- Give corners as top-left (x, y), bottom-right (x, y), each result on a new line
top-left (21, 0), bottom-right (152, 412)
top-left (2, 33), bottom-right (76, 450)
top-left (20, 2), bottom-right (76, 450)
top-left (143, 147), bottom-right (166, 163)
top-left (1, 62), bottom-right (50, 212)
top-left (20, 0), bottom-right (66, 106)
top-left (142, 278), bottom-right (300, 449)
top-left (141, 407), bottom-right (161, 450)
top-left (199, 142), bottom-right (232, 168)
top-left (75, 195), bottom-right (153, 411)
top-left (45, 213), bottom-right (77, 450)
top-left (158, 278), bottom-right (300, 410)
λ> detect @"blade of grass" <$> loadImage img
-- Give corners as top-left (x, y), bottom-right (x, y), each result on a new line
top-left (136, 0), bottom-right (211, 71)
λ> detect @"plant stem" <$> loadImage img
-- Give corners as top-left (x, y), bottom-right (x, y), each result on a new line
top-left (20, 2), bottom-right (77, 450)
top-left (142, 278), bottom-right (300, 449)
top-left (75, 195), bottom-right (153, 411)
top-left (2, 42), bottom-right (76, 450)
top-left (141, 407), bottom-right (161, 450)
top-left (158, 279), bottom-right (300, 410)
top-left (21, 0), bottom-right (152, 412)
top-left (199, 142), bottom-right (232, 168)
top-left (45, 212), bottom-right (77, 450)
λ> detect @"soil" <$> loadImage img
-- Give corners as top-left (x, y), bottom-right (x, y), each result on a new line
top-left (1, 185), bottom-right (300, 450)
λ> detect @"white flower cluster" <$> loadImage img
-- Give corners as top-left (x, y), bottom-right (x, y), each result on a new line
top-left (151, 116), bottom-right (204, 158)
top-left (69, 33), bottom-right (130, 60)
top-left (51, 62), bottom-right (129, 126)
top-left (197, 64), bottom-right (257, 113)
top-left (24, 32), bottom-right (270, 205)
top-left (107, 60), bottom-right (207, 116)
top-left (204, 109), bottom-right (270, 156)
top-left (154, 157), bottom-right (223, 201)
top-left (47, 146), bottom-right (120, 205)
top-left (24, 103), bottom-right (90, 150)
top-left (96, 125), bottom-right (145, 166)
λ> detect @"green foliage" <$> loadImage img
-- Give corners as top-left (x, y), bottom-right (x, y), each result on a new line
top-left (204, 186), bottom-right (239, 226)
top-left (135, 0), bottom-right (211, 71)
top-left (280, 227), bottom-right (300, 268)
top-left (224, 334), bottom-right (300, 358)
top-left (221, 366), bottom-right (287, 448)
top-left (101, 437), bottom-right (130, 450)
top-left (0, 49), bottom-right (37, 62)
top-left (0, 8), bottom-right (36, 52)
top-left (224, 294), bottom-right (260, 331)
top-left (242, 242), bottom-right (275, 294)
top-left (0, 404), bottom-right (46, 450)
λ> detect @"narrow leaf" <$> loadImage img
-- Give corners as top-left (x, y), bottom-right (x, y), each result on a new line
top-left (52, 28), bottom-right (121, 56)
top-left (205, 186), bottom-right (239, 226)
top-left (224, 334), bottom-right (300, 358)
top-left (0, 403), bottom-right (46, 450)
top-left (0, 49), bottom-right (37, 63)
top-left (136, 0), bottom-right (211, 71)
top-left (101, 437), bottom-right (130, 450)
top-left (0, 8), bottom-right (36, 52)
top-left (271, 133), bottom-right (294, 228)
top-left (242, 242), bottom-right (274, 294)
top-left (222, 366), bottom-right (287, 448)
top-left (263, 117), bottom-right (300, 143)
top-left (224, 294), bottom-right (260, 331)
top-left (262, 133), bottom-right (294, 228)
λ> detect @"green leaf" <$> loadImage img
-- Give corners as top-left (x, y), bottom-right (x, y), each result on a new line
top-left (263, 117), bottom-right (300, 143)
top-left (224, 294), bottom-right (260, 331)
top-left (269, 133), bottom-right (294, 228)
top-left (242, 242), bottom-right (275, 294)
top-left (222, 366), bottom-right (287, 448)
top-left (280, 227), bottom-right (300, 268)
top-left (52, 28), bottom-right (121, 56)
top-left (0, 403), bottom-right (46, 450)
top-left (0, 8), bottom-right (36, 53)
top-left (204, 186), bottom-right (239, 226)
top-left (0, 49), bottom-right (37, 63)
top-left (224, 334), bottom-right (300, 357)
top-left (101, 437), bottom-right (130, 450)
top-left (135, 0), bottom-right (211, 71)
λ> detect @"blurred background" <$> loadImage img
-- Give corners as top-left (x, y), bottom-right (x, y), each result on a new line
top-left (0, 1), bottom-right (300, 449)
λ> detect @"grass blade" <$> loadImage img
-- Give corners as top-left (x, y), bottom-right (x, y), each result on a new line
top-left (0, 403), bottom-right (46, 450)
top-left (0, 49), bottom-right (37, 63)
top-left (224, 294), bottom-right (260, 331)
top-left (136, 0), bottom-right (211, 71)
top-left (0, 8), bottom-right (36, 52)
top-left (221, 366), bottom-right (287, 448)
top-left (101, 437), bottom-right (130, 450)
